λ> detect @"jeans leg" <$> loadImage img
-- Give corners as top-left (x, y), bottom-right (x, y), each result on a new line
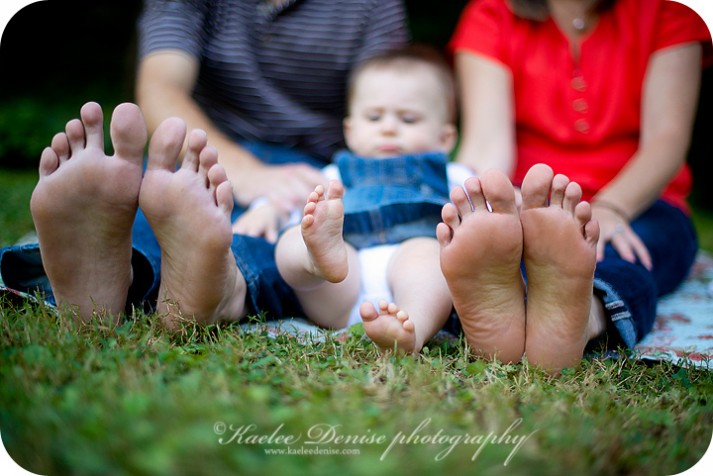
top-left (593, 201), bottom-right (698, 348)
top-left (0, 243), bottom-right (54, 304)
top-left (230, 234), bottom-right (304, 319)
top-left (128, 209), bottom-right (162, 312)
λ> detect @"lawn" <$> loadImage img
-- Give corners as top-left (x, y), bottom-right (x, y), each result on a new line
top-left (1, 168), bottom-right (712, 476)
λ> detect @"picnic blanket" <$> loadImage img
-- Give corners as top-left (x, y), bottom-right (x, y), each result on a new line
top-left (633, 251), bottom-right (713, 368)
top-left (2, 252), bottom-right (712, 369)
top-left (244, 251), bottom-right (713, 369)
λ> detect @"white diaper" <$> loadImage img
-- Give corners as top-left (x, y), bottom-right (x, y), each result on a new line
top-left (346, 244), bottom-right (399, 327)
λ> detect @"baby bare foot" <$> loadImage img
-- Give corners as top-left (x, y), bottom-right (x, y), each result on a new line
top-left (30, 102), bottom-right (146, 322)
top-left (437, 172), bottom-right (526, 363)
top-left (139, 119), bottom-right (246, 328)
top-left (520, 164), bottom-right (600, 373)
top-left (301, 180), bottom-right (348, 283)
top-left (360, 300), bottom-right (417, 354)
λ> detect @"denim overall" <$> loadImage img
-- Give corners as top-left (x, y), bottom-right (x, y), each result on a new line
top-left (336, 151), bottom-right (450, 249)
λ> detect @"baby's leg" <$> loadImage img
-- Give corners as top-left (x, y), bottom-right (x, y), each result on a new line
top-left (30, 102), bottom-right (146, 322)
top-left (139, 119), bottom-right (247, 329)
top-left (275, 181), bottom-right (359, 328)
top-left (520, 164), bottom-right (600, 373)
top-left (362, 237), bottom-right (451, 354)
top-left (437, 172), bottom-right (526, 363)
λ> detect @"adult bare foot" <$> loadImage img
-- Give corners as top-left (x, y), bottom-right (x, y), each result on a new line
top-left (361, 300), bottom-right (417, 354)
top-left (520, 164), bottom-right (600, 373)
top-left (30, 102), bottom-right (146, 322)
top-left (437, 173), bottom-right (526, 363)
top-left (301, 181), bottom-right (349, 283)
top-left (139, 118), bottom-right (246, 328)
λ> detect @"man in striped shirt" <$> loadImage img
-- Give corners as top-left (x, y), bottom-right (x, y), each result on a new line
top-left (135, 0), bottom-right (409, 211)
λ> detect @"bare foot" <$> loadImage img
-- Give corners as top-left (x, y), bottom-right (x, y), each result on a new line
top-left (361, 300), bottom-right (417, 354)
top-left (437, 172), bottom-right (526, 363)
top-left (520, 164), bottom-right (600, 373)
top-left (30, 102), bottom-right (146, 322)
top-left (138, 118), bottom-right (246, 328)
top-left (301, 180), bottom-right (348, 283)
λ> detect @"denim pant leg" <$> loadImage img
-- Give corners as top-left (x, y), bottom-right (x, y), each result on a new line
top-left (593, 200), bottom-right (698, 348)
top-left (0, 243), bottom-right (53, 304)
top-left (127, 141), bottom-right (313, 318)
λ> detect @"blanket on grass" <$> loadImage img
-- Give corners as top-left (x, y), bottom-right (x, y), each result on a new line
top-left (242, 251), bottom-right (713, 370)
top-left (2, 252), bottom-right (712, 369)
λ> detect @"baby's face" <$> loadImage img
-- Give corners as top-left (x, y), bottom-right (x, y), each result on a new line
top-left (344, 67), bottom-right (454, 158)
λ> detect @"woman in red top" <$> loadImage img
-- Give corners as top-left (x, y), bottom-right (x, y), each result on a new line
top-left (437, 0), bottom-right (711, 372)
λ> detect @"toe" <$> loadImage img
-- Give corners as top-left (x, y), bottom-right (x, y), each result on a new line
top-left (481, 170), bottom-right (517, 214)
top-left (359, 301), bottom-right (379, 322)
top-left (65, 119), bottom-right (86, 154)
top-left (584, 215), bottom-right (600, 246)
top-left (216, 181), bottom-right (234, 216)
top-left (464, 176), bottom-right (488, 211)
top-left (441, 202), bottom-right (460, 229)
top-left (326, 180), bottom-right (344, 200)
top-left (549, 174), bottom-right (569, 208)
top-left (80, 102), bottom-right (105, 150)
top-left (521, 163), bottom-right (554, 211)
top-left (38, 147), bottom-right (60, 177)
top-left (184, 129), bottom-right (209, 172)
top-left (51, 133), bottom-right (70, 162)
top-left (575, 201), bottom-right (596, 239)
top-left (436, 222), bottom-right (453, 247)
top-left (110, 103), bottom-right (148, 163)
top-left (147, 117), bottom-right (186, 171)
top-left (450, 185), bottom-right (473, 218)
top-left (563, 181), bottom-right (583, 214)
top-left (199, 145), bottom-right (219, 183)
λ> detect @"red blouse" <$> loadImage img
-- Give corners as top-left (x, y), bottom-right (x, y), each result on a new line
top-left (450, 0), bottom-right (712, 211)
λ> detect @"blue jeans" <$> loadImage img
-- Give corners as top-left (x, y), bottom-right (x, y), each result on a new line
top-left (591, 200), bottom-right (698, 349)
top-left (129, 139), bottom-right (331, 318)
top-left (0, 141), bottom-right (326, 320)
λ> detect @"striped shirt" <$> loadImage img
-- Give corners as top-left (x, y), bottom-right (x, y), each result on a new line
top-left (137, 0), bottom-right (410, 162)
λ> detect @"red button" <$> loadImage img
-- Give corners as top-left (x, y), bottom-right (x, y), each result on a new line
top-left (571, 76), bottom-right (587, 92)
top-left (572, 98), bottom-right (588, 113)
top-left (574, 119), bottom-right (590, 133)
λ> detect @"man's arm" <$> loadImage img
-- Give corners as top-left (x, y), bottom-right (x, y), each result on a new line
top-left (136, 50), bottom-right (324, 210)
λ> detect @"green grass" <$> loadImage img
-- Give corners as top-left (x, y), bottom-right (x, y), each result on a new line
top-left (0, 169), bottom-right (36, 247)
top-left (0, 169), bottom-right (712, 475)
top-left (1, 306), bottom-right (711, 476)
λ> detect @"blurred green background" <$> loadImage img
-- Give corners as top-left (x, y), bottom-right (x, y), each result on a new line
top-left (0, 0), bottom-right (711, 211)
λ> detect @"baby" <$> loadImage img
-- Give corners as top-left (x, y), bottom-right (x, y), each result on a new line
top-left (273, 46), bottom-right (470, 354)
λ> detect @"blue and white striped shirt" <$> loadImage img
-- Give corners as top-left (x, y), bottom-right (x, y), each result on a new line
top-left (137, 0), bottom-right (409, 162)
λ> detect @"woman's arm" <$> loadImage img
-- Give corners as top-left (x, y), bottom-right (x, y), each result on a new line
top-left (453, 51), bottom-right (516, 177)
top-left (592, 43), bottom-right (702, 266)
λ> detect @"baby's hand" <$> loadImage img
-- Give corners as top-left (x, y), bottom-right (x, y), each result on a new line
top-left (232, 202), bottom-right (285, 243)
